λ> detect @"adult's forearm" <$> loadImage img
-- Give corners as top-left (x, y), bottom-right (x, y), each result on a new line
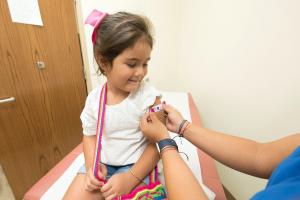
top-left (184, 124), bottom-right (264, 177)
top-left (184, 124), bottom-right (300, 178)
top-left (161, 149), bottom-right (207, 200)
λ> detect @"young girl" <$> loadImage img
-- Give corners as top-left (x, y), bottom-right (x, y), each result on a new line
top-left (63, 10), bottom-right (165, 200)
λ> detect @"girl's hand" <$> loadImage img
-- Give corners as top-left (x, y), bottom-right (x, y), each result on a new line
top-left (84, 164), bottom-right (107, 191)
top-left (163, 104), bottom-right (184, 133)
top-left (101, 172), bottom-right (138, 200)
top-left (140, 112), bottom-right (170, 142)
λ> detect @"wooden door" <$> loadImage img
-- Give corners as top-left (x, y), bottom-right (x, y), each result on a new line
top-left (0, 0), bottom-right (87, 199)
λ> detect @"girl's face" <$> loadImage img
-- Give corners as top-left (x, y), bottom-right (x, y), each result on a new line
top-left (104, 38), bottom-right (151, 94)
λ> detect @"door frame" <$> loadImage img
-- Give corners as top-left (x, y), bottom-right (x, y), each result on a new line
top-left (74, 0), bottom-right (93, 92)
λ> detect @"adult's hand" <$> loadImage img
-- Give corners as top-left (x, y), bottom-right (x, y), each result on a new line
top-left (140, 112), bottom-right (170, 142)
top-left (163, 104), bottom-right (185, 133)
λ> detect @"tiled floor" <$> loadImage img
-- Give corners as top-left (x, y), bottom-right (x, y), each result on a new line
top-left (0, 165), bottom-right (15, 200)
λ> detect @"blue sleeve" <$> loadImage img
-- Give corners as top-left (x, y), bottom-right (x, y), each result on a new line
top-left (251, 147), bottom-right (300, 200)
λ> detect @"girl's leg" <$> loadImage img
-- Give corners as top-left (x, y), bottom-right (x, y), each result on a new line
top-left (63, 174), bottom-right (104, 200)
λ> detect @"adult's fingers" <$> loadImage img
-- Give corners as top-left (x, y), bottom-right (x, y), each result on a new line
top-left (148, 112), bottom-right (159, 122)
top-left (141, 112), bottom-right (149, 124)
top-left (140, 113), bottom-right (149, 130)
top-left (163, 104), bottom-right (175, 114)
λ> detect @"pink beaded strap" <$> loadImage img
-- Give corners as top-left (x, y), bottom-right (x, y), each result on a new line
top-left (92, 83), bottom-right (107, 182)
top-left (92, 82), bottom-right (159, 184)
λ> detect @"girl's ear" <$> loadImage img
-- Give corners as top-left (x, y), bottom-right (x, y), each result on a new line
top-left (95, 54), bottom-right (110, 73)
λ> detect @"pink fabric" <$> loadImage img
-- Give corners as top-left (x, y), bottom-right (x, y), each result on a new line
top-left (116, 182), bottom-right (165, 200)
top-left (85, 9), bottom-right (108, 44)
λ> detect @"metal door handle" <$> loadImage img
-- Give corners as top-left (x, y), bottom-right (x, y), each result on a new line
top-left (0, 97), bottom-right (16, 104)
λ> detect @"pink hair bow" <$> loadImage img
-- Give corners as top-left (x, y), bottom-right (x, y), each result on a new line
top-left (85, 9), bottom-right (108, 44)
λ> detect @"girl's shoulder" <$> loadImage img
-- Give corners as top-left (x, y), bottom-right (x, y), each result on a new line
top-left (85, 83), bottom-right (104, 105)
top-left (130, 81), bottom-right (158, 98)
top-left (129, 81), bottom-right (161, 110)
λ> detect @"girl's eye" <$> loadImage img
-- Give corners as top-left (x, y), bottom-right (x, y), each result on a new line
top-left (143, 63), bottom-right (148, 67)
top-left (126, 63), bottom-right (136, 68)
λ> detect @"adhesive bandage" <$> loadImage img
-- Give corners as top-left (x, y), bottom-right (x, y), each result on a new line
top-left (149, 104), bottom-right (163, 113)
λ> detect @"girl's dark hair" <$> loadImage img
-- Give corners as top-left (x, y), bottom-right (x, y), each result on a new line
top-left (93, 12), bottom-right (153, 74)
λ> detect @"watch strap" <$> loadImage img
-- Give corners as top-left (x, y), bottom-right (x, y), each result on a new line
top-left (157, 138), bottom-right (178, 153)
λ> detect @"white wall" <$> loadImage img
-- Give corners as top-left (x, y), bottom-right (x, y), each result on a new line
top-left (180, 1), bottom-right (300, 199)
top-left (77, 1), bottom-right (300, 199)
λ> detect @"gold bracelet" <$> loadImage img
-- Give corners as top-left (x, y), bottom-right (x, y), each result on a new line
top-left (129, 168), bottom-right (143, 183)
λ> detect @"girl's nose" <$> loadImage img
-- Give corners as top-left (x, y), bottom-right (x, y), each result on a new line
top-left (134, 66), bottom-right (147, 76)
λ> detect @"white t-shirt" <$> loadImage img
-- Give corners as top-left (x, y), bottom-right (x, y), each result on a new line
top-left (80, 81), bottom-right (161, 166)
